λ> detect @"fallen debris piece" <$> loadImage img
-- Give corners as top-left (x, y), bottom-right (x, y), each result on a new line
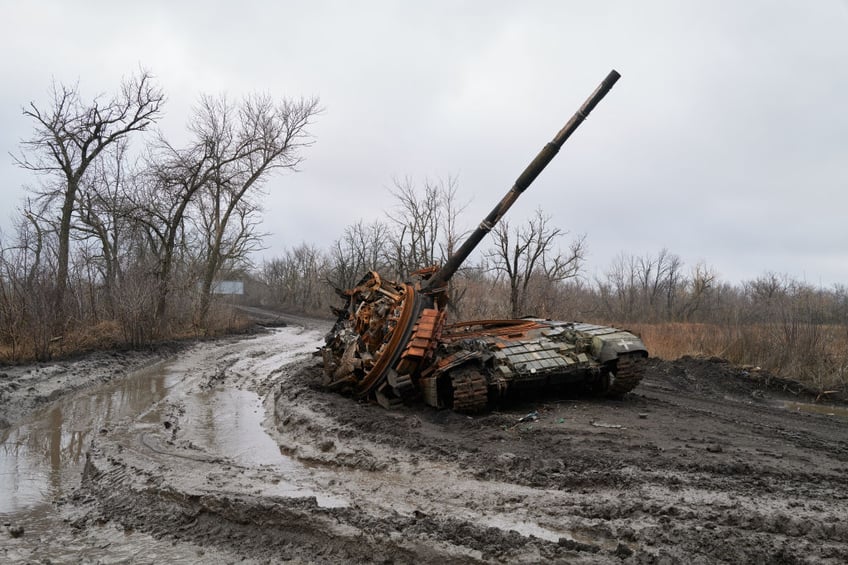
top-left (591, 420), bottom-right (623, 429)
top-left (518, 411), bottom-right (539, 423)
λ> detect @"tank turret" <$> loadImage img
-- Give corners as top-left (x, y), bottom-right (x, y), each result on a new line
top-left (321, 70), bottom-right (647, 411)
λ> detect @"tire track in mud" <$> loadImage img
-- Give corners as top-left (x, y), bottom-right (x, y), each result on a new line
top-left (633, 382), bottom-right (848, 508)
top-left (82, 411), bottom-right (584, 563)
top-left (73, 326), bottom-right (848, 564)
top-left (68, 328), bottom-right (562, 563)
top-left (268, 353), bottom-right (848, 563)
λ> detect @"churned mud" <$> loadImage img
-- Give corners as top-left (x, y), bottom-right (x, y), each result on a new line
top-left (2, 318), bottom-right (847, 563)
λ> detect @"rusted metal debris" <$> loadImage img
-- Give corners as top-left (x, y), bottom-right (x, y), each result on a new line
top-left (321, 70), bottom-right (648, 412)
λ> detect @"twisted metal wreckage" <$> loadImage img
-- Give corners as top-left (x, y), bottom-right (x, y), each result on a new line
top-left (321, 70), bottom-right (648, 412)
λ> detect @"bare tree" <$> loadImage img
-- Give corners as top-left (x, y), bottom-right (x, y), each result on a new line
top-left (597, 250), bottom-right (692, 323)
top-left (0, 206), bottom-right (57, 360)
top-left (597, 252), bottom-right (636, 321)
top-left (635, 249), bottom-right (680, 317)
top-left (131, 93), bottom-right (319, 329)
top-left (135, 130), bottom-right (218, 328)
top-left (662, 252), bottom-right (684, 319)
top-left (385, 177), bottom-right (441, 277)
top-left (680, 262), bottom-right (717, 321)
top-left (194, 94), bottom-right (320, 325)
top-left (384, 176), bottom-right (465, 278)
top-left (617, 248), bottom-right (686, 322)
top-left (328, 219), bottom-right (391, 289)
top-left (14, 71), bottom-right (164, 325)
top-left (486, 208), bottom-right (585, 317)
top-left (73, 139), bottom-right (137, 316)
top-left (262, 244), bottom-right (329, 313)
top-left (432, 177), bottom-right (470, 313)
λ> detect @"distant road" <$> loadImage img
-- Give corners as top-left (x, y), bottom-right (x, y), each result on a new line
top-left (235, 305), bottom-right (332, 331)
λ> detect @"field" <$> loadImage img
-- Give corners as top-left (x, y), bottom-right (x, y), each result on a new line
top-left (631, 322), bottom-right (848, 393)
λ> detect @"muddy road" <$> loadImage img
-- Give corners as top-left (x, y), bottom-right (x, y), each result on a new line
top-left (2, 321), bottom-right (847, 563)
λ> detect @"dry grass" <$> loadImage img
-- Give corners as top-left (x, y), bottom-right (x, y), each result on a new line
top-left (0, 306), bottom-right (255, 364)
top-left (0, 322), bottom-right (123, 363)
top-left (628, 323), bottom-right (727, 360)
top-left (628, 322), bottom-right (848, 392)
top-left (64, 320), bottom-right (124, 352)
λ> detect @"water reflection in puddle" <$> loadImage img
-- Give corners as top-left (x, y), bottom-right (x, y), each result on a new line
top-left (174, 387), bottom-right (346, 508)
top-left (1, 350), bottom-right (344, 519)
top-left (0, 361), bottom-right (176, 515)
top-left (182, 388), bottom-right (295, 467)
top-left (482, 515), bottom-right (563, 542)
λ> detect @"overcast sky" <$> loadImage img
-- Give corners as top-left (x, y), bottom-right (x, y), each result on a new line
top-left (2, 1), bottom-right (847, 287)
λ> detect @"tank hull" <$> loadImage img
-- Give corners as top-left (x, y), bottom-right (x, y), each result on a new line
top-left (418, 319), bottom-right (648, 412)
top-left (322, 282), bottom-right (648, 413)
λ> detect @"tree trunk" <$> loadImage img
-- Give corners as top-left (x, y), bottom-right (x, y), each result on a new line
top-left (54, 178), bottom-right (79, 331)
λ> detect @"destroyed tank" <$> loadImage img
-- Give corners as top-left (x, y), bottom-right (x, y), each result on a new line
top-left (322, 70), bottom-right (648, 412)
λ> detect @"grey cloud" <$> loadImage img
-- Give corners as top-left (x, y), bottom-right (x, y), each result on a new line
top-left (1, 1), bottom-right (846, 285)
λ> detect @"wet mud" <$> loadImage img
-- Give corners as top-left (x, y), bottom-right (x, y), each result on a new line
top-left (2, 322), bottom-right (848, 563)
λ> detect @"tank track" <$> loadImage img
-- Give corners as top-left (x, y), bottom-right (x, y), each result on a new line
top-left (606, 353), bottom-right (646, 397)
top-left (450, 368), bottom-right (488, 413)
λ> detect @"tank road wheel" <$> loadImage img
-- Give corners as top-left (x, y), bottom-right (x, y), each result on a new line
top-left (449, 367), bottom-right (489, 413)
top-left (606, 353), bottom-right (646, 398)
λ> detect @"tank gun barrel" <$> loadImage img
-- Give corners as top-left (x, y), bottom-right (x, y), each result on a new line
top-left (423, 69), bottom-right (621, 292)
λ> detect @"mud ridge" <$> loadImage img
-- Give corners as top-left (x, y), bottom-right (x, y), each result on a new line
top-left (5, 325), bottom-right (848, 563)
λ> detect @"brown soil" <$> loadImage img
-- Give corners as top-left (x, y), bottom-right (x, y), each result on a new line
top-left (3, 325), bottom-right (848, 563)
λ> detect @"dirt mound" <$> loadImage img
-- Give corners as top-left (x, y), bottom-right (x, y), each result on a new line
top-left (649, 355), bottom-right (845, 403)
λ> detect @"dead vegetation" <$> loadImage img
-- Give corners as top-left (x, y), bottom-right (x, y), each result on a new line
top-left (255, 208), bottom-right (848, 395)
top-left (1, 71), bottom-right (319, 362)
top-left (633, 322), bottom-right (848, 392)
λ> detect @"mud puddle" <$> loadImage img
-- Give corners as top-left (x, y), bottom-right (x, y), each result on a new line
top-left (0, 360), bottom-right (235, 563)
top-left (1, 327), bottom-right (345, 562)
top-left (1, 360), bottom-right (175, 515)
top-left (136, 383), bottom-right (346, 507)
top-left (174, 388), bottom-right (293, 467)
top-left (782, 400), bottom-right (848, 418)
top-left (1, 337), bottom-right (343, 518)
